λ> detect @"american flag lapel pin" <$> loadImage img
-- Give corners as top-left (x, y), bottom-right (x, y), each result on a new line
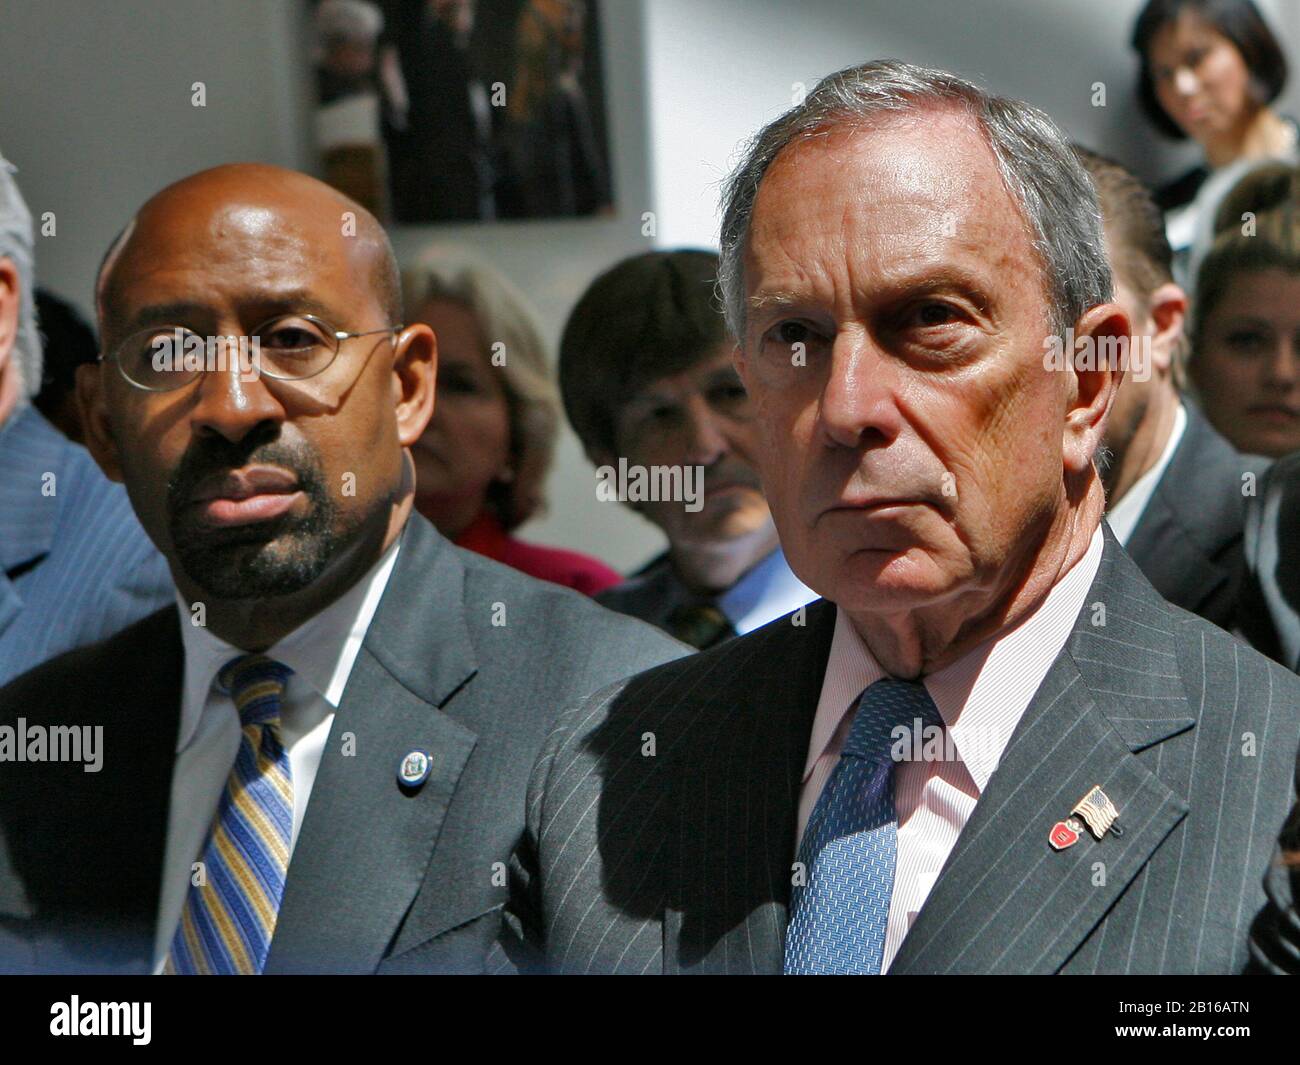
top-left (1049, 785), bottom-right (1123, 850)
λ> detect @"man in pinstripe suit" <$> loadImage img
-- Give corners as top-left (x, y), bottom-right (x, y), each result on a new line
top-left (495, 61), bottom-right (1300, 975)
top-left (0, 151), bottom-right (170, 689)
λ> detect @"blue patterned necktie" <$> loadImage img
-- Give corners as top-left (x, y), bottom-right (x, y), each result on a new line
top-left (784, 677), bottom-right (944, 975)
top-left (166, 654), bottom-right (295, 975)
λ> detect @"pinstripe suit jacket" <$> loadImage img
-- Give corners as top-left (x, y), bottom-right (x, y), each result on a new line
top-left (496, 525), bottom-right (1300, 974)
top-left (0, 406), bottom-right (172, 687)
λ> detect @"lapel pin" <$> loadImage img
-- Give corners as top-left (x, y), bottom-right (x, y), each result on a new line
top-left (397, 749), bottom-right (432, 789)
top-left (1049, 785), bottom-right (1123, 850)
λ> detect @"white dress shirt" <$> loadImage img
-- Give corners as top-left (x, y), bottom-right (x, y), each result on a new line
top-left (717, 546), bottom-right (818, 635)
top-left (151, 540), bottom-right (401, 971)
top-left (1106, 402), bottom-right (1187, 546)
top-left (798, 525), bottom-right (1103, 972)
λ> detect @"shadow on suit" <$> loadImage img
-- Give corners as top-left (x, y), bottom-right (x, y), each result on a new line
top-left (498, 526), bottom-right (1300, 974)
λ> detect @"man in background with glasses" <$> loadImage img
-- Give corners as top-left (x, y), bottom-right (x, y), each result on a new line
top-left (0, 162), bottom-right (685, 974)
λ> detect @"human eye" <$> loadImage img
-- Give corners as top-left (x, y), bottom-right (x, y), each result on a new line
top-left (260, 318), bottom-right (329, 352)
top-left (1222, 327), bottom-right (1271, 356)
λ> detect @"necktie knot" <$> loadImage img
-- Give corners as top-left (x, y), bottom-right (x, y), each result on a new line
top-left (218, 654), bottom-right (293, 729)
top-left (842, 677), bottom-right (943, 764)
top-left (667, 602), bottom-right (734, 649)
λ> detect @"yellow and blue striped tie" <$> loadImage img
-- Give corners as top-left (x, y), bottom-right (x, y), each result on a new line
top-left (166, 654), bottom-right (294, 975)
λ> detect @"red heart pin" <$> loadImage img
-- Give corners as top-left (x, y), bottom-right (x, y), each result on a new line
top-left (1049, 820), bottom-right (1080, 850)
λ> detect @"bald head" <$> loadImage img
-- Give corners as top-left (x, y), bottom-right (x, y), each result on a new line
top-left (95, 163), bottom-right (400, 341)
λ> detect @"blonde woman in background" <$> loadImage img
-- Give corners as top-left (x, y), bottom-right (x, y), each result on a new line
top-left (402, 248), bottom-right (620, 594)
top-left (1190, 162), bottom-right (1300, 457)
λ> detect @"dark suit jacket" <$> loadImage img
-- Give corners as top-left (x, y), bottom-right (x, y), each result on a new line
top-left (596, 551), bottom-right (689, 634)
top-left (1239, 452), bottom-right (1300, 972)
top-left (496, 526), bottom-right (1300, 974)
top-left (0, 406), bottom-right (172, 687)
top-left (1124, 404), bottom-right (1269, 634)
top-left (1239, 450), bottom-right (1300, 672)
top-left (0, 514), bottom-right (687, 973)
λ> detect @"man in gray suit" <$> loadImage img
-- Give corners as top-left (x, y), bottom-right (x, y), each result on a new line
top-left (0, 163), bottom-right (684, 974)
top-left (1073, 147), bottom-right (1269, 638)
top-left (496, 60), bottom-right (1300, 975)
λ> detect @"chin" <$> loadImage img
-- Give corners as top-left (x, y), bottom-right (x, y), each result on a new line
top-left (798, 543), bottom-right (958, 611)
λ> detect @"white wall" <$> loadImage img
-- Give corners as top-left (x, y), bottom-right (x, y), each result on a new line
top-left (0, 0), bottom-right (668, 571)
top-left (6, 0), bottom-right (1300, 574)
top-left (642, 0), bottom-right (1300, 249)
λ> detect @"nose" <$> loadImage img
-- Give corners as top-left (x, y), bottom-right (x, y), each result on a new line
top-left (1173, 67), bottom-right (1199, 97)
top-left (1263, 337), bottom-right (1300, 389)
top-left (818, 327), bottom-right (902, 450)
top-left (188, 351), bottom-right (286, 444)
top-left (680, 396), bottom-right (730, 466)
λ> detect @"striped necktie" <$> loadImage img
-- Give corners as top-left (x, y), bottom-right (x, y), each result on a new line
top-left (166, 654), bottom-right (295, 975)
top-left (784, 677), bottom-right (943, 974)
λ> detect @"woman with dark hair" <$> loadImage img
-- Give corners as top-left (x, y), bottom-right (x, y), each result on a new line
top-left (1132, 0), bottom-right (1297, 277)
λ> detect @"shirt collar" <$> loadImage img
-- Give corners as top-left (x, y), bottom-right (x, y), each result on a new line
top-left (803, 524), bottom-right (1105, 792)
top-left (174, 537), bottom-right (402, 752)
top-left (716, 545), bottom-right (817, 635)
top-left (1106, 402), bottom-right (1187, 546)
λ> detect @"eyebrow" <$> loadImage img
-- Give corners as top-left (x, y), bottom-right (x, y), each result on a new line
top-left (118, 293), bottom-right (349, 335)
top-left (746, 270), bottom-right (995, 321)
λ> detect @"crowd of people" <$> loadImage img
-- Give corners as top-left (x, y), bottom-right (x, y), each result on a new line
top-left (1, 0), bottom-right (1299, 976)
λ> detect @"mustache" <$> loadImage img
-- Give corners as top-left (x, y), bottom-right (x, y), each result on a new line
top-left (166, 431), bottom-right (329, 518)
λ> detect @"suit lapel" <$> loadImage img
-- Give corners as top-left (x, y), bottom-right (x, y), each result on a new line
top-left (891, 533), bottom-right (1194, 973)
top-left (665, 600), bottom-right (835, 974)
top-left (1126, 491), bottom-right (1228, 615)
top-left (264, 518), bottom-right (479, 974)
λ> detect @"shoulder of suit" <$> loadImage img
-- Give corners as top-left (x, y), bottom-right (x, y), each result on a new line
top-left (547, 598), bottom-right (833, 752)
top-left (0, 605), bottom-right (179, 723)
top-left (453, 542), bottom-right (690, 664)
top-left (49, 439), bottom-right (157, 554)
top-left (1160, 594), bottom-right (1300, 699)
top-left (1154, 411), bottom-right (1266, 555)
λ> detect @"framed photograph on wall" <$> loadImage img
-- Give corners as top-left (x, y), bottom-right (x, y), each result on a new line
top-left (310, 0), bottom-right (615, 225)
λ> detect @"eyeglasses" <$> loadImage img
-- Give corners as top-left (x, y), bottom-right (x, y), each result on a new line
top-left (99, 314), bottom-right (404, 392)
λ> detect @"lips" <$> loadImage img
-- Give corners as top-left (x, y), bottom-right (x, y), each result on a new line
top-left (187, 465), bottom-right (304, 528)
top-left (1249, 404), bottom-right (1300, 422)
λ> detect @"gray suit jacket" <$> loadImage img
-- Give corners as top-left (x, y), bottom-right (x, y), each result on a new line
top-left (0, 514), bottom-right (687, 973)
top-left (1125, 404), bottom-right (1269, 634)
top-left (496, 526), bottom-right (1300, 973)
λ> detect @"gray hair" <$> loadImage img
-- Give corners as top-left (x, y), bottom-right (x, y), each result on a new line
top-left (0, 150), bottom-right (42, 404)
top-left (400, 245), bottom-right (560, 530)
top-left (718, 59), bottom-right (1112, 340)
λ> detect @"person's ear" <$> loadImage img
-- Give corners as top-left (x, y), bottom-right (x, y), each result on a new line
top-left (0, 259), bottom-right (20, 397)
top-left (1064, 301), bottom-right (1131, 476)
top-left (0, 259), bottom-right (17, 354)
top-left (75, 361), bottom-right (126, 483)
top-left (392, 323), bottom-right (436, 448)
top-left (1146, 281), bottom-right (1188, 377)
